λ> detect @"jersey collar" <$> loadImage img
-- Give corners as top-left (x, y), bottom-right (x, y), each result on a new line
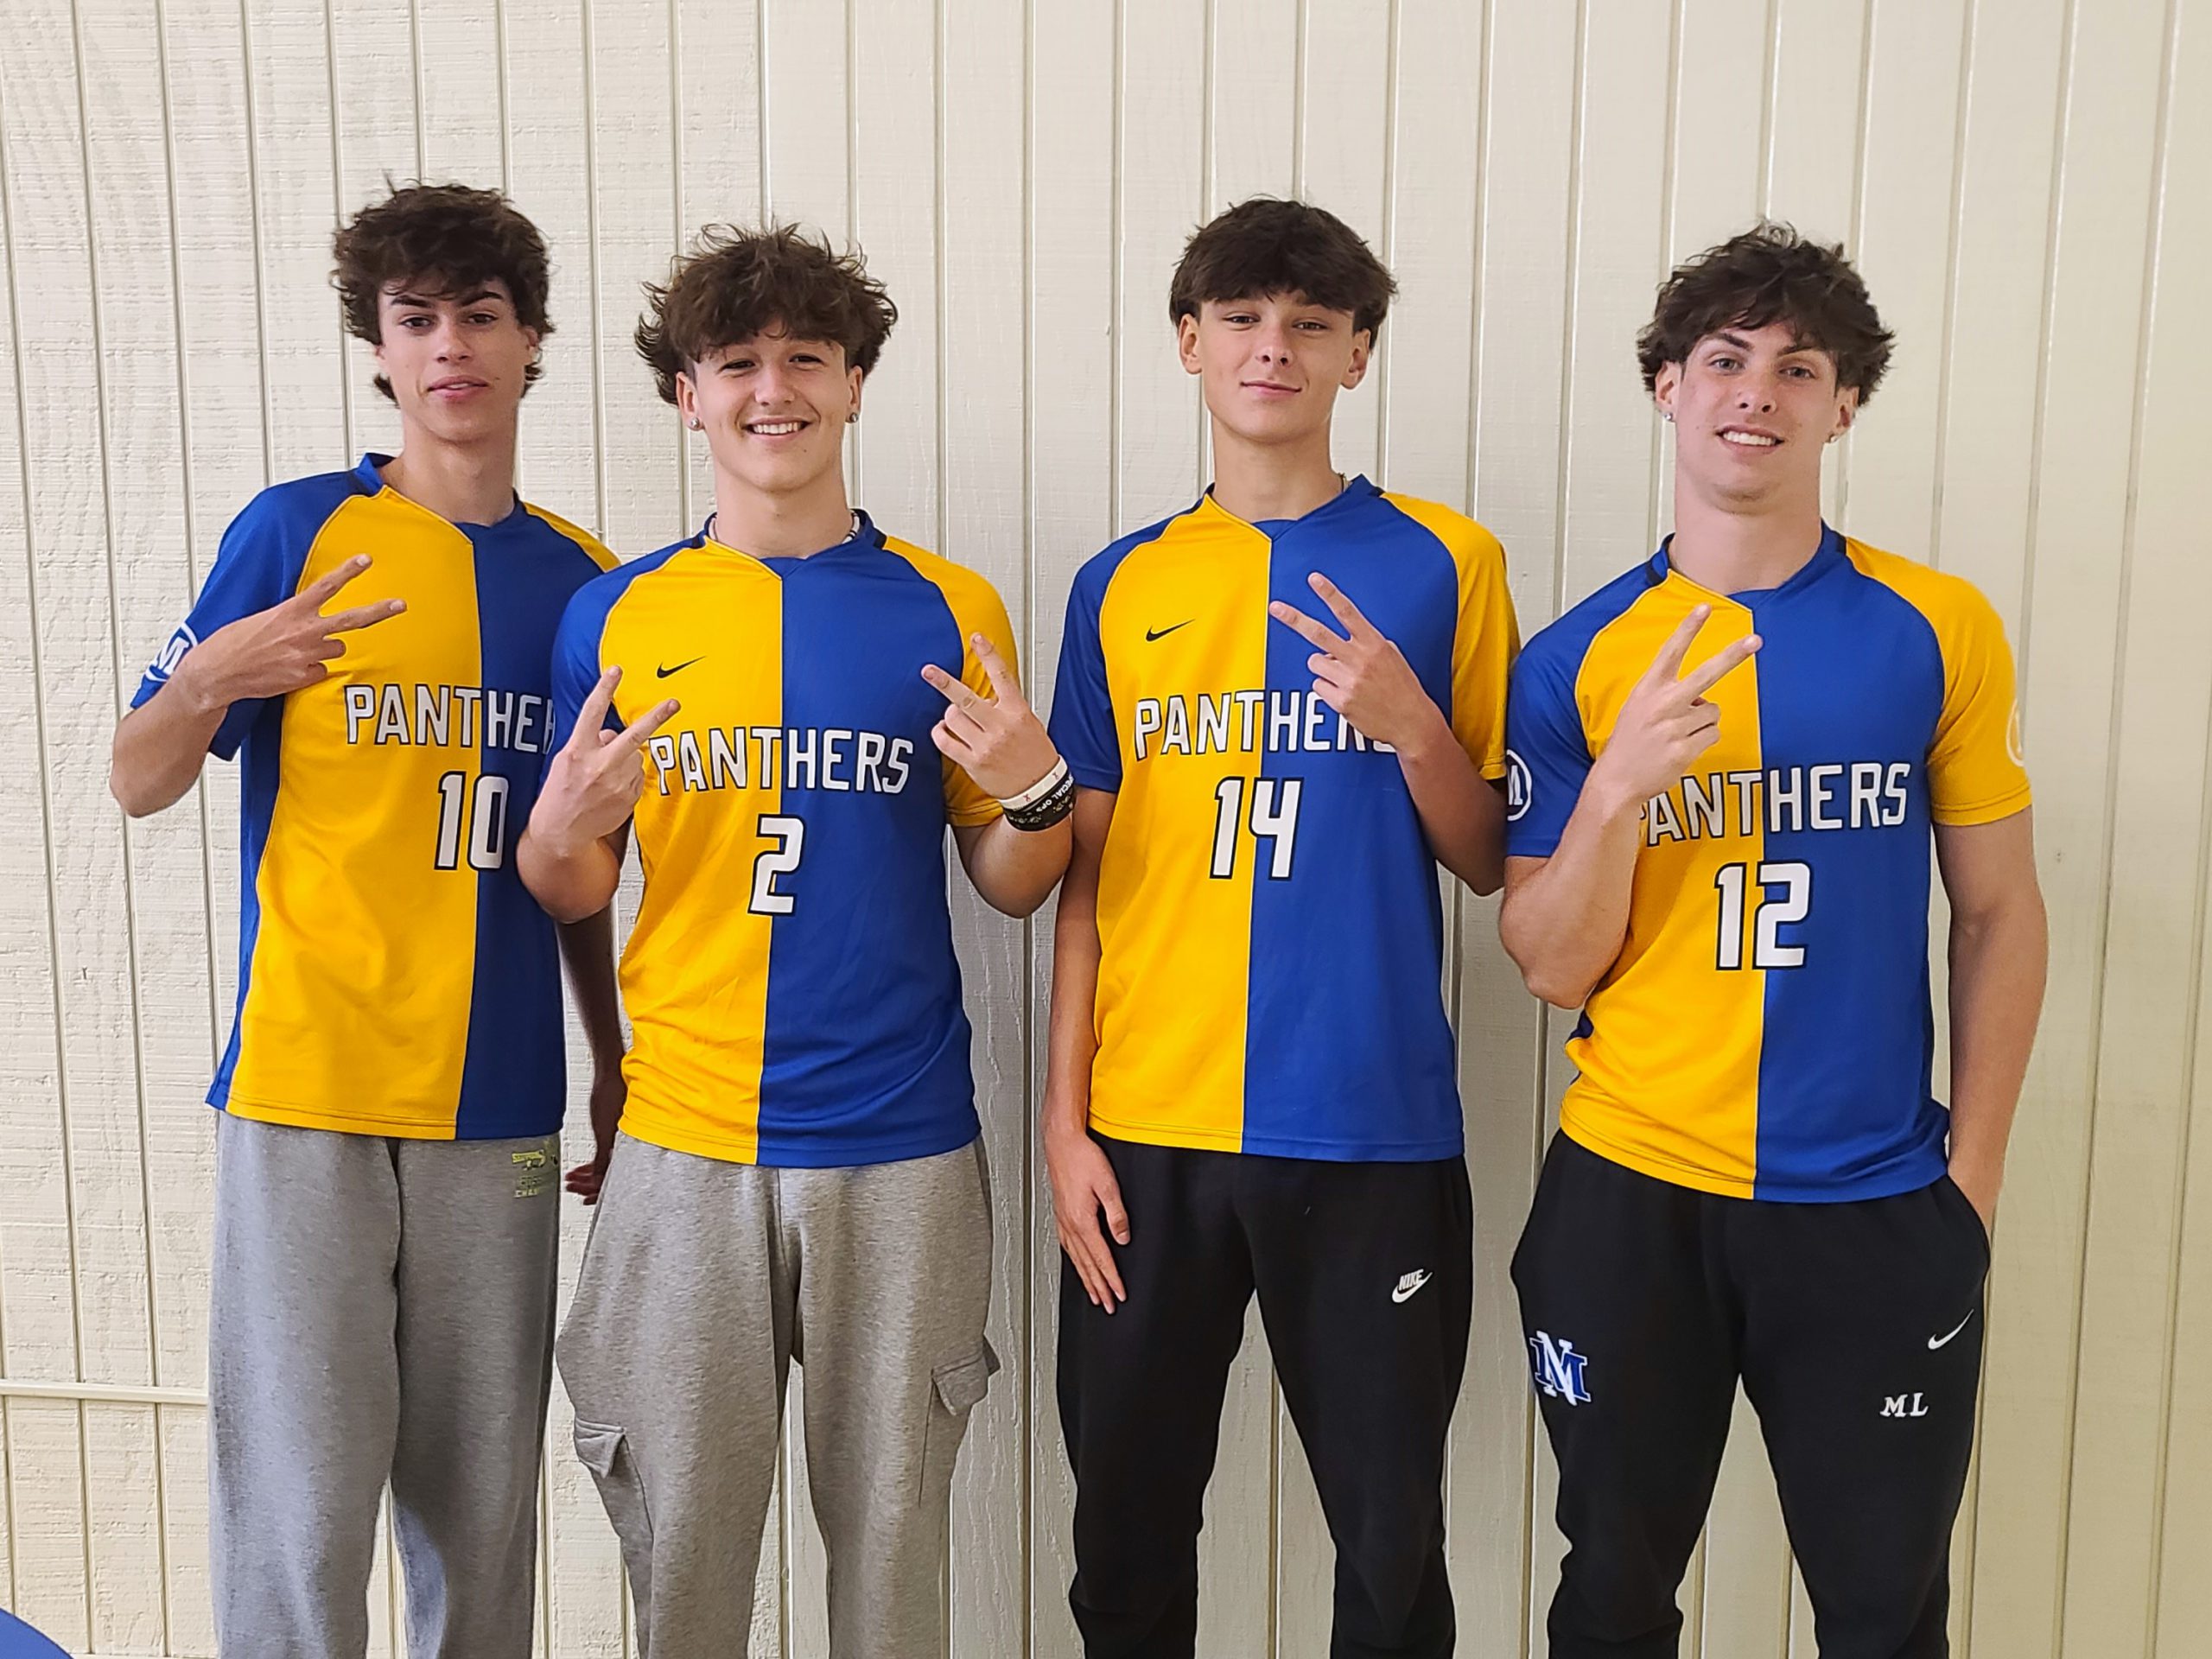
top-left (1192, 473), bottom-right (1382, 535)
top-left (695, 506), bottom-right (888, 567)
top-left (1646, 522), bottom-right (1847, 604)
top-left (353, 452), bottom-right (527, 531)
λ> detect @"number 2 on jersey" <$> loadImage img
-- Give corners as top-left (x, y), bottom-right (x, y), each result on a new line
top-left (1713, 860), bottom-right (1812, 969)
top-left (1211, 777), bottom-right (1303, 880)
top-left (750, 815), bottom-right (804, 915)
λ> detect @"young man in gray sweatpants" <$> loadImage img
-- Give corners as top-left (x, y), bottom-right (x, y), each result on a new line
top-left (109, 185), bottom-right (625, 1657)
top-left (518, 224), bottom-right (1074, 1657)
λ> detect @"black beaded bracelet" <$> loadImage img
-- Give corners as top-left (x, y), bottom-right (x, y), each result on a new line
top-left (1005, 770), bottom-right (1077, 831)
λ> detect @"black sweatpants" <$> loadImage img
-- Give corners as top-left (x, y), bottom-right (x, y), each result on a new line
top-left (1512, 1134), bottom-right (1991, 1659)
top-left (1058, 1134), bottom-right (1474, 1659)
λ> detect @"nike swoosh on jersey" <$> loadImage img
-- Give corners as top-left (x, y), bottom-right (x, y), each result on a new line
top-left (1145, 620), bottom-right (1193, 642)
top-left (657, 656), bottom-right (705, 678)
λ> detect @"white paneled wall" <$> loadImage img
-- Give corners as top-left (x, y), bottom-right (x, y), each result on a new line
top-left (1, 0), bottom-right (2206, 1654)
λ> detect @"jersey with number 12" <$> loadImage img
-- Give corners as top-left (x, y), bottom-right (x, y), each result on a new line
top-left (132, 454), bottom-right (617, 1141)
top-left (1505, 528), bottom-right (2031, 1202)
top-left (546, 515), bottom-right (1012, 1169)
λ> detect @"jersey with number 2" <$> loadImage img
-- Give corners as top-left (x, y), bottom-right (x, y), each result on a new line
top-left (1504, 528), bottom-right (2031, 1202)
top-left (546, 516), bottom-right (1012, 1169)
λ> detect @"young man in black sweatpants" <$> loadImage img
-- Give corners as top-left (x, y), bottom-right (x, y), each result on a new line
top-left (1499, 226), bottom-right (2049, 1658)
top-left (1044, 199), bottom-right (1521, 1657)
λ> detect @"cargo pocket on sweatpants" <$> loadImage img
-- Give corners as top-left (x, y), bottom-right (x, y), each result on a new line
top-left (918, 1340), bottom-right (1001, 1503)
top-left (575, 1421), bottom-right (655, 1615)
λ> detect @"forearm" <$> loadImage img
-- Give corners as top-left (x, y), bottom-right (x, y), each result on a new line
top-left (1395, 709), bottom-right (1505, 893)
top-left (517, 824), bottom-right (624, 925)
top-left (957, 814), bottom-right (1073, 917)
top-left (1043, 790), bottom-right (1111, 1141)
top-left (555, 906), bottom-right (626, 1065)
top-left (110, 665), bottom-right (230, 817)
top-left (1945, 890), bottom-right (2049, 1188)
top-left (1498, 776), bottom-right (1644, 1007)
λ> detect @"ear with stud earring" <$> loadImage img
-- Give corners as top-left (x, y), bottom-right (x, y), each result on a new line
top-left (1662, 410), bottom-right (1675, 424)
top-left (847, 410), bottom-right (860, 424)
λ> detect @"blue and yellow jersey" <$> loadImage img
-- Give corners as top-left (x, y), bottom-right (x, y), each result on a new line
top-left (1048, 478), bottom-right (1519, 1161)
top-left (1505, 527), bottom-right (2032, 1201)
top-left (548, 513), bottom-right (1009, 1168)
top-left (131, 454), bottom-right (617, 1140)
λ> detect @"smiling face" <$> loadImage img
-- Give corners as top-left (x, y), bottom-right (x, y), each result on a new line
top-left (374, 278), bottom-right (537, 446)
top-left (1654, 320), bottom-right (1858, 514)
top-left (1177, 293), bottom-right (1370, 452)
top-left (676, 328), bottom-right (861, 503)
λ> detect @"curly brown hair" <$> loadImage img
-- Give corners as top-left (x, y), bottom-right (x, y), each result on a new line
top-left (331, 182), bottom-right (554, 403)
top-left (1637, 222), bottom-right (1894, 402)
top-left (634, 225), bottom-right (899, 405)
top-left (1169, 198), bottom-right (1397, 340)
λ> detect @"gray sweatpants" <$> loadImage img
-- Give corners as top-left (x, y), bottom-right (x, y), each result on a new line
top-left (208, 1111), bottom-right (561, 1659)
top-left (556, 1132), bottom-right (998, 1659)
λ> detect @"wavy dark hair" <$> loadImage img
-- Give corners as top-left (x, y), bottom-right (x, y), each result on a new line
top-left (1170, 197), bottom-right (1397, 340)
top-left (1637, 222), bottom-right (1894, 402)
top-left (635, 224), bottom-right (899, 405)
top-left (332, 181), bottom-right (553, 402)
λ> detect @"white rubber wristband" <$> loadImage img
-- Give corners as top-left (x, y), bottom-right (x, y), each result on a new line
top-left (998, 756), bottom-right (1071, 811)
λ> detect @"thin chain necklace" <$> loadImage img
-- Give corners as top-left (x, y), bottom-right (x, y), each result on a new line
top-left (704, 509), bottom-right (863, 550)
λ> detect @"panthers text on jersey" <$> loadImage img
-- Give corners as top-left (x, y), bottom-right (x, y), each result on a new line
top-left (132, 454), bottom-right (617, 1139)
top-left (1505, 527), bottom-right (2031, 1200)
top-left (1050, 478), bottom-right (1519, 1161)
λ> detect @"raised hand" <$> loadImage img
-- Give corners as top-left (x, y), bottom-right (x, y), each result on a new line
top-left (1269, 572), bottom-right (1446, 753)
top-left (531, 666), bottom-right (680, 857)
top-left (920, 632), bottom-right (1061, 801)
top-left (1589, 604), bottom-right (1761, 810)
top-left (177, 554), bottom-right (405, 709)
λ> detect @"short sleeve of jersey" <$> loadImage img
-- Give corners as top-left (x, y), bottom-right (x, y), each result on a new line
top-left (1927, 582), bottom-right (2032, 825)
top-left (939, 572), bottom-right (1019, 828)
top-left (1049, 553), bottom-right (1120, 792)
top-left (1503, 632), bottom-right (1594, 859)
top-left (1447, 524), bottom-right (1520, 779)
top-left (129, 487), bottom-right (317, 760)
top-left (545, 575), bottom-right (624, 760)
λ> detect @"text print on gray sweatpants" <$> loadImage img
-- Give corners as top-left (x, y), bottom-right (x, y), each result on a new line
top-left (556, 1131), bottom-right (998, 1659)
top-left (208, 1111), bottom-right (561, 1659)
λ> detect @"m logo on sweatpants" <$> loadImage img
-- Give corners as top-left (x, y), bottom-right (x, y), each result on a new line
top-left (1529, 1332), bottom-right (1592, 1405)
top-left (1880, 1392), bottom-right (1930, 1419)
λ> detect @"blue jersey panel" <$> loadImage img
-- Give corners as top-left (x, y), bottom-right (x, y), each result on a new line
top-left (1242, 499), bottom-right (1463, 1159)
top-left (1050, 524), bottom-right (1165, 793)
top-left (1749, 541), bottom-right (1952, 1199)
top-left (1503, 562), bottom-right (1655, 860)
top-left (753, 548), bottom-right (981, 1166)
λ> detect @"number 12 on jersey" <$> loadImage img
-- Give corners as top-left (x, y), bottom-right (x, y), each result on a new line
top-left (1211, 777), bottom-right (1304, 880)
top-left (1713, 860), bottom-right (1812, 969)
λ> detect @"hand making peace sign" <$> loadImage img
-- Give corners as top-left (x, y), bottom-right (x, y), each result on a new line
top-left (919, 632), bottom-right (1061, 801)
top-left (182, 554), bottom-right (407, 707)
top-left (1269, 571), bottom-right (1446, 753)
top-left (1589, 604), bottom-right (1763, 806)
top-left (531, 666), bottom-right (682, 856)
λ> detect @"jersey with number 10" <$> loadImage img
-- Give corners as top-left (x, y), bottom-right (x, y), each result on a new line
top-left (1050, 479), bottom-right (1519, 1162)
top-left (131, 454), bottom-right (617, 1140)
top-left (1505, 528), bottom-right (2031, 1202)
top-left (548, 516), bottom-right (1012, 1169)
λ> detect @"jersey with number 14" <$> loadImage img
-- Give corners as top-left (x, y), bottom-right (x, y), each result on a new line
top-left (1505, 528), bottom-right (2031, 1202)
top-left (1050, 479), bottom-right (1518, 1161)
top-left (548, 515), bottom-right (1012, 1169)
top-left (131, 454), bottom-right (617, 1140)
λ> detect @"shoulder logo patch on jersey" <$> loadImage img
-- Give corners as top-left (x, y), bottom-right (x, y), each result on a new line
top-left (1528, 1331), bottom-right (1592, 1404)
top-left (1504, 749), bottom-right (1533, 822)
top-left (1145, 620), bottom-right (1194, 643)
top-left (146, 623), bottom-right (200, 683)
top-left (1392, 1268), bottom-right (1432, 1303)
top-left (657, 656), bottom-right (705, 678)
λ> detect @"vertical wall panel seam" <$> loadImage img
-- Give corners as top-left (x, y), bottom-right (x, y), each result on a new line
top-left (1291, 0), bottom-right (1306, 199)
top-left (493, 0), bottom-right (512, 197)
top-left (668, 0), bottom-right (687, 531)
top-left (1755, 0), bottom-right (1779, 215)
top-left (149, 0), bottom-right (226, 1066)
top-left (408, 0), bottom-right (426, 180)
top-left (1645, 0), bottom-right (1683, 556)
top-left (2029, 3), bottom-right (2087, 1643)
top-left (70, 0), bottom-right (178, 1642)
top-left (1374, 0), bottom-right (1401, 485)
top-left (931, 0), bottom-right (950, 1641)
top-left (236, 0), bottom-right (272, 486)
top-left (2119, 3), bottom-right (2189, 1648)
top-left (1018, 0), bottom-right (1036, 1645)
top-left (1834, 0), bottom-right (1878, 528)
top-left (1460, 0), bottom-right (1490, 520)
top-left (1547, 0), bottom-right (1587, 625)
top-left (322, 0), bottom-right (355, 462)
top-left (1107, 0), bottom-right (1122, 537)
top-left (842, 0), bottom-right (860, 492)
top-left (578, 0), bottom-right (607, 538)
